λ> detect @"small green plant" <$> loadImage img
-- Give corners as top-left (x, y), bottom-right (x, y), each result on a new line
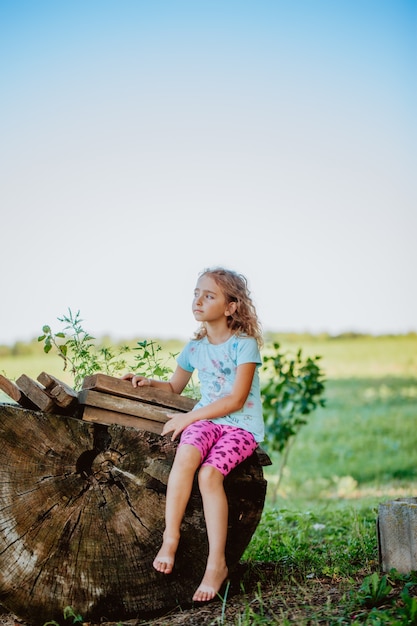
top-left (357, 572), bottom-right (393, 608)
top-left (260, 342), bottom-right (326, 500)
top-left (133, 339), bottom-right (176, 381)
top-left (399, 584), bottom-right (417, 623)
top-left (62, 606), bottom-right (83, 624)
top-left (350, 571), bottom-right (417, 625)
top-left (38, 309), bottom-right (130, 389)
top-left (38, 309), bottom-right (196, 395)
top-left (43, 605), bottom-right (83, 626)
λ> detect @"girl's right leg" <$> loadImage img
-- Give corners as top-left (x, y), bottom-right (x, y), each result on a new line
top-left (153, 443), bottom-right (201, 574)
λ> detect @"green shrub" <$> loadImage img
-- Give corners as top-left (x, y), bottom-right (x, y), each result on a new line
top-left (261, 343), bottom-right (326, 501)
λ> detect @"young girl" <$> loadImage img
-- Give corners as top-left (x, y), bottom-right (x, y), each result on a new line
top-left (123, 267), bottom-right (264, 602)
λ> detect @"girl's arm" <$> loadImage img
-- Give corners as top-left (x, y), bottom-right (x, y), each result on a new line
top-left (122, 365), bottom-right (192, 395)
top-left (162, 362), bottom-right (257, 440)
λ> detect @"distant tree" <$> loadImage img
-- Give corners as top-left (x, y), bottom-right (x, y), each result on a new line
top-left (11, 341), bottom-right (32, 357)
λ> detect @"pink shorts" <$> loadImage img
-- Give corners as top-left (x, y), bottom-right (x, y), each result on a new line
top-left (178, 420), bottom-right (258, 476)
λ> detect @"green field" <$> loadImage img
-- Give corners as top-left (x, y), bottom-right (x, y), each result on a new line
top-left (261, 334), bottom-right (417, 508)
top-left (2, 333), bottom-right (416, 507)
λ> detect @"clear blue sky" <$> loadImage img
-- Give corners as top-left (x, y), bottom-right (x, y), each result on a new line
top-left (1, 0), bottom-right (416, 344)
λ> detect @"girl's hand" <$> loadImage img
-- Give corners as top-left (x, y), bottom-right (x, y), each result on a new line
top-left (121, 373), bottom-right (152, 387)
top-left (161, 412), bottom-right (193, 441)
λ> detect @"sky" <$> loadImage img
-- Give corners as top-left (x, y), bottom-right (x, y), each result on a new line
top-left (1, 0), bottom-right (416, 344)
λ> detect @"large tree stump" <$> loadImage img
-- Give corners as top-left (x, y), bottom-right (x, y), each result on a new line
top-left (0, 404), bottom-right (268, 624)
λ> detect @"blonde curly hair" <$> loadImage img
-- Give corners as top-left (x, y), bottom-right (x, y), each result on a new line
top-left (193, 267), bottom-right (263, 347)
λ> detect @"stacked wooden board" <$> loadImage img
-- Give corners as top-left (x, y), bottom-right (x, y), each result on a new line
top-left (0, 372), bottom-right (78, 413)
top-left (80, 373), bottom-right (197, 434)
top-left (0, 372), bottom-right (197, 434)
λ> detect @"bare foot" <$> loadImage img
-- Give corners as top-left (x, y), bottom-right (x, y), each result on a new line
top-left (153, 535), bottom-right (179, 574)
top-left (192, 564), bottom-right (229, 602)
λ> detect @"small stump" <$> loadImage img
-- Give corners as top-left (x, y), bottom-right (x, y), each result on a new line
top-left (378, 497), bottom-right (417, 574)
top-left (0, 404), bottom-right (268, 624)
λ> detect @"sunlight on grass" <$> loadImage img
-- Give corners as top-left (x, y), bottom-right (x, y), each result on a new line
top-left (1, 334), bottom-right (416, 625)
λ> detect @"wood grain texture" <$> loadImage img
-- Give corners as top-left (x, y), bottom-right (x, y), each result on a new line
top-left (15, 374), bottom-right (56, 412)
top-left (0, 375), bottom-right (37, 409)
top-left (82, 405), bottom-right (165, 435)
top-left (78, 389), bottom-right (176, 422)
top-left (82, 373), bottom-right (197, 411)
top-left (0, 404), bottom-right (267, 624)
top-left (37, 372), bottom-right (78, 408)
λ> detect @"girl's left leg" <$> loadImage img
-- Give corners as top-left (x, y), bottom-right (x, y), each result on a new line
top-left (192, 426), bottom-right (258, 602)
top-left (192, 464), bottom-right (229, 602)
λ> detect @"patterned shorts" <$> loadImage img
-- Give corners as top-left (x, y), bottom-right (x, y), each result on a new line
top-left (178, 420), bottom-right (258, 476)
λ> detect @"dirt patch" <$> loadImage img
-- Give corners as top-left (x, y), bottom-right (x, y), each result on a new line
top-left (0, 564), bottom-right (358, 625)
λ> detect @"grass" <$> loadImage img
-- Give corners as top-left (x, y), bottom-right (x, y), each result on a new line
top-left (260, 333), bottom-right (417, 506)
top-left (1, 333), bottom-right (417, 624)
top-left (267, 376), bottom-right (417, 505)
top-left (234, 333), bottom-right (417, 625)
top-left (271, 332), bottom-right (417, 379)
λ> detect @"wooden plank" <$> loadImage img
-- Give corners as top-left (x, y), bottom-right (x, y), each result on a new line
top-left (37, 372), bottom-right (78, 408)
top-left (78, 389), bottom-right (177, 423)
top-left (0, 375), bottom-right (38, 409)
top-left (15, 375), bottom-right (56, 412)
top-left (82, 373), bottom-right (196, 412)
top-left (82, 405), bottom-right (164, 435)
top-left (0, 374), bottom-right (21, 402)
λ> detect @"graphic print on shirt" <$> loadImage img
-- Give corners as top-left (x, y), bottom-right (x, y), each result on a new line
top-left (209, 358), bottom-right (232, 398)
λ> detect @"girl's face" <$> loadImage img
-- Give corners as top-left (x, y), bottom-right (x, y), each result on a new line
top-left (192, 275), bottom-right (235, 324)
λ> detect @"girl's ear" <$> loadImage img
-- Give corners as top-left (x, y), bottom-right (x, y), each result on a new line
top-left (225, 301), bottom-right (237, 317)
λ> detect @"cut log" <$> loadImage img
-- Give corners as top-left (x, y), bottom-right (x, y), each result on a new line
top-left (0, 403), bottom-right (269, 625)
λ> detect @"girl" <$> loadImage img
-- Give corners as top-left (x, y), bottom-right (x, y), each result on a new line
top-left (123, 267), bottom-right (264, 602)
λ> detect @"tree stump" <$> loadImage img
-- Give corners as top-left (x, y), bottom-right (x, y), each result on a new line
top-left (378, 498), bottom-right (417, 574)
top-left (0, 404), bottom-right (268, 624)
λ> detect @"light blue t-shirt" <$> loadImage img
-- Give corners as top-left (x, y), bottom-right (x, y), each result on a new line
top-left (177, 334), bottom-right (264, 442)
